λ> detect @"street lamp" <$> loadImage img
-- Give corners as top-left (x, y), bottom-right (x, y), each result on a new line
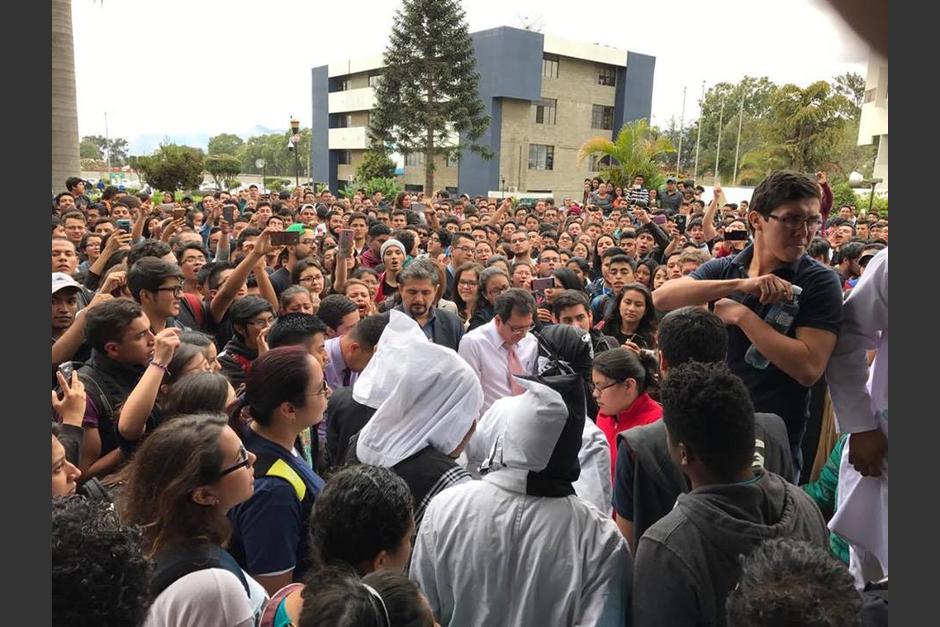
top-left (255, 158), bottom-right (266, 192)
top-left (848, 171), bottom-right (883, 217)
top-left (289, 117), bottom-right (301, 190)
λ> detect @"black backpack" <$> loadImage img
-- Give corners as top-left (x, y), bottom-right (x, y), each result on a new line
top-left (150, 544), bottom-right (250, 599)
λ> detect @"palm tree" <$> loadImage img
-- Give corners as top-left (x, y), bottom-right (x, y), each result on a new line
top-left (577, 119), bottom-right (675, 190)
top-left (52, 0), bottom-right (80, 194)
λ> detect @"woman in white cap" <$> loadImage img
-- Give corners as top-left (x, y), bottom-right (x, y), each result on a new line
top-left (374, 239), bottom-right (407, 309)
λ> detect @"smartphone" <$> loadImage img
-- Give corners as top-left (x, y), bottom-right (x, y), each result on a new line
top-left (173, 207), bottom-right (187, 220)
top-left (652, 214), bottom-right (667, 225)
top-left (675, 215), bottom-right (687, 233)
top-left (116, 219), bottom-right (132, 233)
top-left (338, 229), bottom-right (354, 257)
top-left (725, 230), bottom-right (748, 241)
top-left (530, 277), bottom-right (555, 293)
top-left (57, 361), bottom-right (75, 381)
top-left (270, 231), bottom-right (300, 246)
top-left (222, 205), bottom-right (235, 225)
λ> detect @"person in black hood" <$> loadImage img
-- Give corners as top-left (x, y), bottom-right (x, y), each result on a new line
top-left (217, 295), bottom-right (275, 389)
top-left (631, 360), bottom-right (828, 626)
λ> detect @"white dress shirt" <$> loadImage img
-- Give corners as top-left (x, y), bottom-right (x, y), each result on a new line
top-left (457, 319), bottom-right (538, 413)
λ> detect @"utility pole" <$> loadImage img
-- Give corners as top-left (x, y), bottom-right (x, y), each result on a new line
top-left (692, 80), bottom-right (705, 182)
top-left (732, 95), bottom-right (745, 186)
top-left (104, 111), bottom-right (112, 183)
top-left (714, 97), bottom-right (725, 184)
top-left (676, 86), bottom-right (686, 177)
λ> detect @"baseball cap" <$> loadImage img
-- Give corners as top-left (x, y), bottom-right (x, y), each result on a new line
top-left (285, 223), bottom-right (307, 233)
top-left (666, 176), bottom-right (677, 184)
top-left (52, 272), bottom-right (82, 295)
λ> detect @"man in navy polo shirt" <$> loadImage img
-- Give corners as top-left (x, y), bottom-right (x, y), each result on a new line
top-left (653, 170), bottom-right (843, 479)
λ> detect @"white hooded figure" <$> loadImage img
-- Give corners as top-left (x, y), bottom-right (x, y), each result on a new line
top-left (410, 374), bottom-right (632, 627)
top-left (349, 310), bottom-right (484, 528)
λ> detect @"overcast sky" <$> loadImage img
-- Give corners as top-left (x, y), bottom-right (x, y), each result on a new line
top-left (73, 0), bottom-right (870, 147)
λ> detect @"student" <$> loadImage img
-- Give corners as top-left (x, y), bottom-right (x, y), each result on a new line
top-left (120, 414), bottom-right (267, 626)
top-left (631, 361), bottom-right (828, 626)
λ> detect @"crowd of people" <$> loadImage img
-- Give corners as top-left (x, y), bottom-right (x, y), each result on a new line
top-left (51, 169), bottom-right (888, 626)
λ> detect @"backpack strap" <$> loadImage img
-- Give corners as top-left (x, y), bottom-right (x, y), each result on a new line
top-left (259, 582), bottom-right (304, 627)
top-left (181, 293), bottom-right (205, 329)
top-left (262, 457), bottom-right (307, 502)
top-left (151, 544), bottom-right (250, 599)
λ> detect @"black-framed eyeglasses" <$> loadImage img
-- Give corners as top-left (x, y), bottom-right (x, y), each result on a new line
top-left (155, 284), bottom-right (184, 296)
top-left (218, 444), bottom-right (250, 478)
top-left (765, 214), bottom-right (822, 232)
top-left (309, 379), bottom-right (329, 397)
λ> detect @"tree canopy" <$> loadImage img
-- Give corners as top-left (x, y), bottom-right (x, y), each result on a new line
top-left (135, 144), bottom-right (205, 192)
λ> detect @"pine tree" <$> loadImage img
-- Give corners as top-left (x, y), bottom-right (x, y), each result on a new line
top-left (369, 0), bottom-right (491, 194)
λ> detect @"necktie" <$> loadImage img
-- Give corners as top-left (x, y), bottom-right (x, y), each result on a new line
top-left (342, 368), bottom-right (351, 387)
top-left (505, 342), bottom-right (526, 395)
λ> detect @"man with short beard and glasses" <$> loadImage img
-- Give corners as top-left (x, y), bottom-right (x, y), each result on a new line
top-left (394, 259), bottom-right (464, 351)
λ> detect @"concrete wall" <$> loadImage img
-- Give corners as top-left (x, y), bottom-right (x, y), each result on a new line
top-left (458, 27), bottom-right (544, 197)
top-left (311, 65), bottom-right (332, 188)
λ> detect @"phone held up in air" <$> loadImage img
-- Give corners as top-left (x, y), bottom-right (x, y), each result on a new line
top-left (338, 229), bottom-right (354, 257)
top-left (222, 205), bottom-right (235, 225)
top-left (116, 219), bottom-right (132, 233)
top-left (530, 276), bottom-right (555, 294)
top-left (57, 361), bottom-right (75, 381)
top-left (725, 230), bottom-right (748, 241)
top-left (675, 215), bottom-right (687, 234)
top-left (173, 207), bottom-right (187, 220)
top-left (270, 231), bottom-right (300, 246)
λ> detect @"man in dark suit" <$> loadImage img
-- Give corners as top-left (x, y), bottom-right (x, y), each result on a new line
top-left (323, 386), bottom-right (377, 473)
top-left (395, 258), bottom-right (465, 351)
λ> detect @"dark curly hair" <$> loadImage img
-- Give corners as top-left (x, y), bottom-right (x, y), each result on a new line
top-left (660, 361), bottom-right (754, 481)
top-left (53, 495), bottom-right (152, 626)
top-left (658, 306), bottom-right (727, 368)
top-left (726, 538), bottom-right (862, 627)
top-left (309, 465), bottom-right (414, 576)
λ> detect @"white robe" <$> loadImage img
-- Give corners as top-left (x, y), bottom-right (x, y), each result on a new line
top-left (411, 379), bottom-right (630, 627)
top-left (825, 249), bottom-right (888, 587)
top-left (411, 480), bottom-right (631, 627)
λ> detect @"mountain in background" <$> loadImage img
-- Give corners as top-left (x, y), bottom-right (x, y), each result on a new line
top-left (128, 125), bottom-right (278, 155)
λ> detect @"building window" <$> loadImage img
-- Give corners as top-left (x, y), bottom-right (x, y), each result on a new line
top-left (404, 184), bottom-right (424, 192)
top-left (591, 105), bottom-right (614, 130)
top-left (588, 154), bottom-right (612, 172)
top-left (369, 73), bottom-right (382, 88)
top-left (528, 144), bottom-right (554, 171)
top-left (598, 65), bottom-right (617, 86)
top-left (533, 98), bottom-right (557, 125)
top-left (405, 153), bottom-right (425, 167)
top-left (542, 54), bottom-right (559, 79)
top-left (337, 150), bottom-right (352, 165)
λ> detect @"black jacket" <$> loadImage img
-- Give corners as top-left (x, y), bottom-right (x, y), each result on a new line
top-left (218, 336), bottom-right (257, 391)
top-left (393, 305), bottom-right (464, 352)
top-left (467, 302), bottom-right (495, 331)
top-left (632, 469), bottom-right (828, 626)
top-left (323, 386), bottom-right (377, 473)
top-left (76, 350), bottom-right (147, 459)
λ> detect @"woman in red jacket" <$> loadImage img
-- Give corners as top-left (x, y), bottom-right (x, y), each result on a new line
top-left (591, 347), bottom-right (662, 476)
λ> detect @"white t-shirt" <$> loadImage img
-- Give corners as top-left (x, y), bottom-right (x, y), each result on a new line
top-left (144, 568), bottom-right (268, 627)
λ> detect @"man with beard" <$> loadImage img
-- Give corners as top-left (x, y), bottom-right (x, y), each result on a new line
top-left (395, 258), bottom-right (464, 351)
top-left (269, 223), bottom-right (317, 296)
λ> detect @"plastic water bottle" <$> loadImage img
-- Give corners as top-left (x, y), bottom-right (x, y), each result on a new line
top-left (744, 285), bottom-right (803, 370)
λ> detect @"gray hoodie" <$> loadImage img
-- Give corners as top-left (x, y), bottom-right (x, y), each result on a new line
top-left (632, 469), bottom-right (828, 626)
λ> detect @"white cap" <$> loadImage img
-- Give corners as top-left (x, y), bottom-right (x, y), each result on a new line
top-left (52, 272), bottom-right (82, 295)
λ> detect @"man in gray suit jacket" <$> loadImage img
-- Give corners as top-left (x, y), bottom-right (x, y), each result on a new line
top-left (394, 258), bottom-right (465, 352)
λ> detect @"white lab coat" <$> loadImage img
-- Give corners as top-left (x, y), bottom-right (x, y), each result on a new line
top-left (825, 249), bottom-right (888, 587)
top-left (411, 379), bottom-right (631, 627)
top-left (411, 480), bottom-right (631, 627)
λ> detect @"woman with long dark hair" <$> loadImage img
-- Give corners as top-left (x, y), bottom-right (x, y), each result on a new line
top-left (120, 414), bottom-right (267, 626)
top-left (591, 348), bottom-right (663, 474)
top-left (452, 262), bottom-right (484, 329)
top-left (467, 266), bottom-right (510, 331)
top-left (599, 282), bottom-right (658, 350)
top-left (227, 346), bottom-right (329, 596)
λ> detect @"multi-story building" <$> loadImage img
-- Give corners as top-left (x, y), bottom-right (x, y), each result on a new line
top-left (311, 26), bottom-right (655, 202)
top-left (857, 51), bottom-right (888, 191)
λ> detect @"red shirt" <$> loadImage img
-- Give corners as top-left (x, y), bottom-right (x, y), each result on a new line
top-left (596, 392), bottom-right (663, 476)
